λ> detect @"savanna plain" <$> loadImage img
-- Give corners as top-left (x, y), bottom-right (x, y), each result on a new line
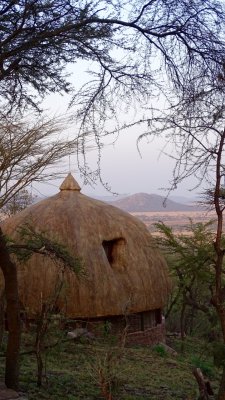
top-left (133, 210), bottom-right (217, 235)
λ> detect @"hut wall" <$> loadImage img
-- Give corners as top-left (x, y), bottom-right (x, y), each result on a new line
top-left (68, 310), bottom-right (166, 346)
top-left (86, 318), bottom-right (166, 346)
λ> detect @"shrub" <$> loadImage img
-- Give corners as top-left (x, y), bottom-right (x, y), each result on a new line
top-left (153, 344), bottom-right (167, 358)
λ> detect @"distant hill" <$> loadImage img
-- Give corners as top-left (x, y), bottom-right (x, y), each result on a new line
top-left (109, 192), bottom-right (201, 212)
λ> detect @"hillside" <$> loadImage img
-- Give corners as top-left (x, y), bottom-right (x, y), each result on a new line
top-left (0, 334), bottom-right (218, 400)
top-left (109, 192), bottom-right (201, 212)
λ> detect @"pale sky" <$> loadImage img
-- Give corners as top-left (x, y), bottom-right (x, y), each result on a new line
top-left (32, 62), bottom-right (200, 200)
top-left (33, 122), bottom-right (199, 200)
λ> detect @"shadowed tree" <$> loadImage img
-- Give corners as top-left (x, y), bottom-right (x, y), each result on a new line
top-left (136, 62), bottom-right (225, 399)
top-left (155, 220), bottom-right (216, 340)
top-left (0, 114), bottom-right (78, 390)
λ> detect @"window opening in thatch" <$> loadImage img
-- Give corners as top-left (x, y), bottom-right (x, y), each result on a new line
top-left (102, 238), bottom-right (125, 266)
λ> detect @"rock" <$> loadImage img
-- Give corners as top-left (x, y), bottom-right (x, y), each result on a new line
top-left (0, 388), bottom-right (19, 399)
top-left (67, 328), bottom-right (95, 340)
top-left (67, 328), bottom-right (88, 339)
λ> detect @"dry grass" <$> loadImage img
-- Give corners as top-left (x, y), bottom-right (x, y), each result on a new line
top-left (0, 333), bottom-right (219, 399)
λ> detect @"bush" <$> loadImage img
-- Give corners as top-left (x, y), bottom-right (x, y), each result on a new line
top-left (153, 344), bottom-right (167, 357)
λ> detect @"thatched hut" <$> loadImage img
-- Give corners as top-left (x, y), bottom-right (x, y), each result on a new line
top-left (2, 174), bottom-right (171, 345)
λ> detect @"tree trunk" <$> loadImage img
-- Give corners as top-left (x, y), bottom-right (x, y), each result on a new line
top-left (193, 367), bottom-right (213, 400)
top-left (35, 305), bottom-right (47, 387)
top-left (36, 349), bottom-right (43, 387)
top-left (217, 367), bottom-right (225, 400)
top-left (0, 290), bottom-right (5, 348)
top-left (217, 309), bottom-right (225, 400)
top-left (0, 228), bottom-right (21, 390)
top-left (180, 299), bottom-right (186, 353)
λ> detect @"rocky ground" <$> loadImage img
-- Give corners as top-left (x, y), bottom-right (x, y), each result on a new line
top-left (0, 383), bottom-right (27, 400)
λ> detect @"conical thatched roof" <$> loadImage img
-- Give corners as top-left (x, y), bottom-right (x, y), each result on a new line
top-left (1, 174), bottom-right (171, 318)
top-left (59, 172), bottom-right (81, 191)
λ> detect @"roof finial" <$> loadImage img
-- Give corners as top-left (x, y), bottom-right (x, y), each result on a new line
top-left (60, 173), bottom-right (81, 192)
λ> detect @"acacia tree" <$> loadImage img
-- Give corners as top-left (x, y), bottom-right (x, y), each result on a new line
top-left (6, 222), bottom-right (83, 387)
top-left (0, 116), bottom-right (77, 207)
top-left (0, 114), bottom-right (77, 389)
top-left (155, 220), bottom-right (216, 340)
top-left (1, 189), bottom-right (36, 218)
top-left (135, 63), bottom-right (225, 398)
top-left (1, 0), bottom-right (225, 392)
top-left (1, 1), bottom-right (225, 120)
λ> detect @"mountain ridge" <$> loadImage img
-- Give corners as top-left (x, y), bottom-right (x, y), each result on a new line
top-left (108, 192), bottom-right (201, 212)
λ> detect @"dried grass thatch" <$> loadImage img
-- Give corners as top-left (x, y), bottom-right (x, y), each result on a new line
top-left (1, 174), bottom-right (171, 318)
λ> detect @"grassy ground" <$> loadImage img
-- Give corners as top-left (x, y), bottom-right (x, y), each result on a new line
top-left (0, 332), bottom-right (221, 399)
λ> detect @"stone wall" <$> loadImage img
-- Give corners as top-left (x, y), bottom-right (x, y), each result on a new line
top-left (126, 322), bottom-right (165, 346)
top-left (69, 310), bottom-right (166, 346)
